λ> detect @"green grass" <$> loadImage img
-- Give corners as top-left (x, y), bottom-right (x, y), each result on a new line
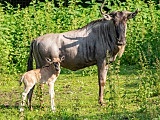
top-left (0, 65), bottom-right (160, 120)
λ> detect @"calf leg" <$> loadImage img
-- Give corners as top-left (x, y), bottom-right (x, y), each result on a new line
top-left (48, 82), bottom-right (56, 111)
top-left (20, 86), bottom-right (34, 112)
top-left (27, 85), bottom-right (35, 110)
top-left (97, 60), bottom-right (108, 105)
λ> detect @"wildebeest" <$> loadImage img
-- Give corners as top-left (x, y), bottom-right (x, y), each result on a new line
top-left (20, 56), bottom-right (64, 112)
top-left (27, 3), bottom-right (138, 109)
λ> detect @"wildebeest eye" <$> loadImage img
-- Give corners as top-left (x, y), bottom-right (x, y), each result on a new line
top-left (122, 17), bottom-right (127, 21)
top-left (113, 19), bottom-right (119, 25)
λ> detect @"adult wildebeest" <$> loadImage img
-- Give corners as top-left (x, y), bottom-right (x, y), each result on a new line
top-left (27, 3), bottom-right (138, 109)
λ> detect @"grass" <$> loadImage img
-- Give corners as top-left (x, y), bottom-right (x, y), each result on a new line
top-left (0, 65), bottom-right (160, 120)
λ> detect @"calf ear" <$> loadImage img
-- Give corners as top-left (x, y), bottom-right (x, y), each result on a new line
top-left (46, 58), bottom-right (52, 62)
top-left (127, 9), bottom-right (138, 19)
top-left (46, 58), bottom-right (52, 64)
top-left (60, 56), bottom-right (65, 62)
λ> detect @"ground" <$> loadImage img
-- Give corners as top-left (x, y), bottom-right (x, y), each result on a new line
top-left (0, 65), bottom-right (160, 120)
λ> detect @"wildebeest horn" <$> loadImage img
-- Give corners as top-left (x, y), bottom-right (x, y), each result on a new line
top-left (100, 0), bottom-right (106, 15)
top-left (100, 0), bottom-right (112, 20)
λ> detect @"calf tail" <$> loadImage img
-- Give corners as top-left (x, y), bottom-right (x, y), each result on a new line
top-left (19, 75), bottom-right (24, 86)
top-left (27, 40), bottom-right (35, 71)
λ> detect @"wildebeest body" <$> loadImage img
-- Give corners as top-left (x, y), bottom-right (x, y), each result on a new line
top-left (33, 20), bottom-right (117, 71)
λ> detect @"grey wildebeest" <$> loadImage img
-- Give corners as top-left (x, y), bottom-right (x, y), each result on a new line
top-left (26, 4), bottom-right (138, 109)
top-left (20, 56), bottom-right (64, 112)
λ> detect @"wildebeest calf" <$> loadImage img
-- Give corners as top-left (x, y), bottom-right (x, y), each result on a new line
top-left (19, 56), bottom-right (64, 112)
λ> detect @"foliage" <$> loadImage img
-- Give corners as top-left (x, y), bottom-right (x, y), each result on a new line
top-left (123, 0), bottom-right (160, 66)
top-left (0, 0), bottom-right (160, 73)
top-left (0, 0), bottom-right (99, 73)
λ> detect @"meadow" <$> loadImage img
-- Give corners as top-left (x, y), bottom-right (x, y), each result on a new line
top-left (0, 0), bottom-right (160, 119)
top-left (0, 64), bottom-right (160, 120)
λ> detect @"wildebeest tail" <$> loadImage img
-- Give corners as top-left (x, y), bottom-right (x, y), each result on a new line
top-left (27, 40), bottom-right (35, 71)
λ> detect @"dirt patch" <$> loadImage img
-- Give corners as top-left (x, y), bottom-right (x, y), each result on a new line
top-left (0, 89), bottom-right (20, 109)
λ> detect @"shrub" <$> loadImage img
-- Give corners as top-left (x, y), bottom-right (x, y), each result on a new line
top-left (0, 0), bottom-right (159, 73)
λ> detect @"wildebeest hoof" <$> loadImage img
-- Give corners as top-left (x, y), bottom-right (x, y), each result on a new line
top-left (99, 100), bottom-right (106, 106)
top-left (52, 108), bottom-right (56, 112)
top-left (29, 106), bottom-right (33, 111)
top-left (100, 102), bottom-right (106, 106)
top-left (99, 102), bottom-right (103, 106)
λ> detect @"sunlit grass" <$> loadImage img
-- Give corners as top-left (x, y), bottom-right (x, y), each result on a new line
top-left (0, 65), bottom-right (159, 119)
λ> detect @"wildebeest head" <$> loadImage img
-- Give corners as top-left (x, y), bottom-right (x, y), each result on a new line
top-left (101, 2), bottom-right (138, 45)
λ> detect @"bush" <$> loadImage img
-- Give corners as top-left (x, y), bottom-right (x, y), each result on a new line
top-left (0, 0), bottom-right (159, 74)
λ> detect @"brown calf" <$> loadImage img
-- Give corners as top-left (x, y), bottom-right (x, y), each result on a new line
top-left (20, 56), bottom-right (64, 112)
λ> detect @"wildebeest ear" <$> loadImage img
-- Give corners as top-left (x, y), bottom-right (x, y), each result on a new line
top-left (103, 14), bottom-right (112, 20)
top-left (109, 11), bottom-right (117, 17)
top-left (127, 9), bottom-right (138, 19)
top-left (60, 56), bottom-right (65, 62)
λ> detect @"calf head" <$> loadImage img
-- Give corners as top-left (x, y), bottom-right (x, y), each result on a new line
top-left (47, 56), bottom-right (65, 71)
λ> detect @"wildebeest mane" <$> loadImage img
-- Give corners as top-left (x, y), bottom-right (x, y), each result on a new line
top-left (76, 17), bottom-right (118, 59)
top-left (78, 18), bottom-right (109, 31)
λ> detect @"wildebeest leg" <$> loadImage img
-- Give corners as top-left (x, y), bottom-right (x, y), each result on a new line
top-left (34, 53), bottom-right (45, 109)
top-left (27, 85), bottom-right (35, 110)
top-left (97, 60), bottom-right (108, 105)
top-left (39, 84), bottom-right (44, 109)
top-left (48, 82), bottom-right (56, 111)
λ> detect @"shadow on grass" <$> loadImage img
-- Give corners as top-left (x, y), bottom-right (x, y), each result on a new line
top-left (33, 109), bottom-right (160, 120)
top-left (0, 102), bottom-right (159, 120)
top-left (0, 104), bottom-right (19, 110)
